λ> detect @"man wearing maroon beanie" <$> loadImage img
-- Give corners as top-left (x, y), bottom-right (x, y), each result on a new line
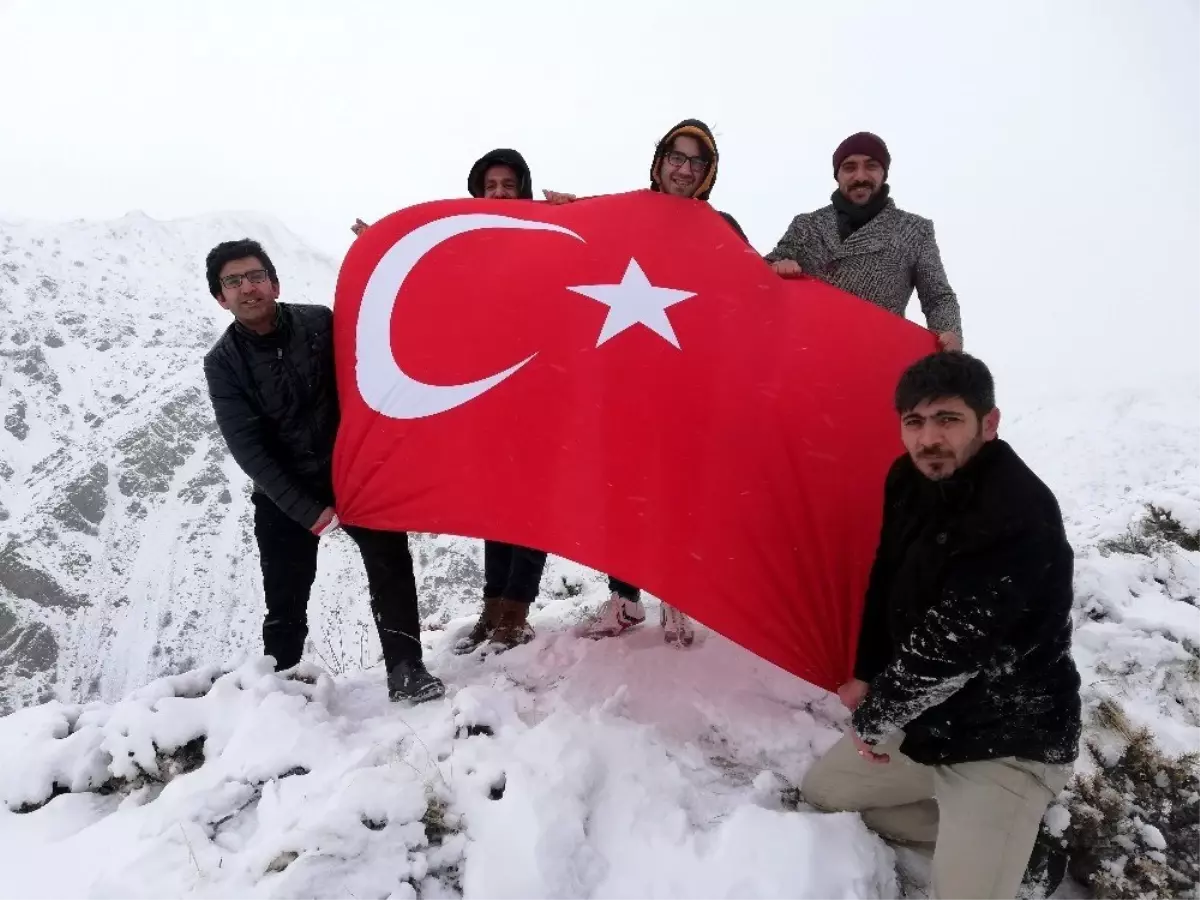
top-left (764, 132), bottom-right (963, 351)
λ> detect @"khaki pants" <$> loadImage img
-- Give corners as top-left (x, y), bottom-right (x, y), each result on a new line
top-left (802, 732), bottom-right (1069, 900)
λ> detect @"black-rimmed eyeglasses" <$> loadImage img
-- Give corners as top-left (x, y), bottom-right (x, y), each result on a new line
top-left (220, 269), bottom-right (270, 290)
top-left (664, 150), bottom-right (709, 174)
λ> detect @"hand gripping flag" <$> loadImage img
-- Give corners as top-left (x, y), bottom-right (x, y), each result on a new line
top-left (332, 190), bottom-right (936, 691)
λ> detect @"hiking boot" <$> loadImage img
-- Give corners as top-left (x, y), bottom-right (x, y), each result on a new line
top-left (453, 595), bottom-right (503, 655)
top-left (387, 659), bottom-right (445, 704)
top-left (660, 603), bottom-right (695, 647)
top-left (586, 592), bottom-right (646, 639)
top-left (1017, 823), bottom-right (1068, 899)
top-left (486, 599), bottom-right (535, 651)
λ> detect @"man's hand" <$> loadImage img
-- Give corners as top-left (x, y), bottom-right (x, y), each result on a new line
top-left (837, 678), bottom-right (870, 711)
top-left (542, 189), bottom-right (577, 205)
top-left (310, 506), bottom-right (340, 537)
top-left (852, 730), bottom-right (890, 764)
top-left (350, 218), bottom-right (369, 237)
top-left (770, 259), bottom-right (803, 278)
top-left (937, 331), bottom-right (963, 351)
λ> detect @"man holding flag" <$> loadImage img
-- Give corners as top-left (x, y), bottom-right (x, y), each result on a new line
top-left (202, 239), bottom-right (445, 704)
top-left (802, 351), bottom-right (1081, 899)
top-left (544, 117), bottom-right (750, 648)
top-left (452, 147), bottom-right (553, 655)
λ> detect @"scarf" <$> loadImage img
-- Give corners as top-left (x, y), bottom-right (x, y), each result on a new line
top-left (832, 183), bottom-right (891, 241)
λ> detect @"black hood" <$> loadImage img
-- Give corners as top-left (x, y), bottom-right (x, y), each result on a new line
top-left (650, 118), bottom-right (719, 202)
top-left (467, 148), bottom-right (533, 199)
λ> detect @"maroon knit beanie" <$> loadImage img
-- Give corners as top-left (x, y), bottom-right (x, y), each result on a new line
top-left (832, 132), bottom-right (890, 177)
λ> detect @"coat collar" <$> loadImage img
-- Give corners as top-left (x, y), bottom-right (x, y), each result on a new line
top-left (912, 439), bottom-right (1008, 512)
top-left (814, 199), bottom-right (898, 258)
top-left (233, 302), bottom-right (289, 345)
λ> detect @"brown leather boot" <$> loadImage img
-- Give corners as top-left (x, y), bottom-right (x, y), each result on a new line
top-left (487, 599), bottom-right (535, 650)
top-left (453, 595), bottom-right (503, 655)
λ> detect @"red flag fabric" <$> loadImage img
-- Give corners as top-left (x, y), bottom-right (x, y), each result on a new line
top-left (332, 190), bottom-right (935, 692)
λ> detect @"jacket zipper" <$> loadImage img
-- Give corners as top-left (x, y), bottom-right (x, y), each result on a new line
top-left (279, 337), bottom-right (324, 461)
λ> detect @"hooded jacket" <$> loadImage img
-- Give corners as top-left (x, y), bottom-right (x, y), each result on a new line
top-left (467, 148), bottom-right (534, 200)
top-left (650, 118), bottom-right (748, 243)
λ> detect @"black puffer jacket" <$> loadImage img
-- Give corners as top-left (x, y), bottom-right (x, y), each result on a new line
top-left (203, 303), bottom-right (338, 530)
top-left (851, 439), bottom-right (1082, 766)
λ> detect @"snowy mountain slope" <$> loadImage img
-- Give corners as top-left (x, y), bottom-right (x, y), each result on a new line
top-left (0, 211), bottom-right (650, 714)
top-left (1, 211), bottom-right (1197, 898)
top-left (1003, 386), bottom-right (1200, 757)
top-left (0, 212), bottom-right (348, 711)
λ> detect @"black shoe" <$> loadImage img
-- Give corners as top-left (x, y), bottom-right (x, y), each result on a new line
top-left (387, 659), bottom-right (446, 704)
top-left (1017, 824), bottom-right (1068, 899)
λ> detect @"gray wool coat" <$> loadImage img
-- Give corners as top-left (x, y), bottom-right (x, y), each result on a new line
top-left (764, 199), bottom-right (963, 336)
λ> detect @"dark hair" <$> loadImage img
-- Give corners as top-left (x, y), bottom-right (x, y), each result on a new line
top-left (894, 351), bottom-right (995, 417)
top-left (205, 238), bottom-right (278, 298)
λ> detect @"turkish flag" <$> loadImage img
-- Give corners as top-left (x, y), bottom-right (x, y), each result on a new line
top-left (332, 190), bottom-right (935, 692)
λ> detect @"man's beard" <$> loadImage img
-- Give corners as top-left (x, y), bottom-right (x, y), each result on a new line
top-left (914, 433), bottom-right (985, 481)
top-left (916, 448), bottom-right (955, 480)
top-left (846, 181), bottom-right (881, 204)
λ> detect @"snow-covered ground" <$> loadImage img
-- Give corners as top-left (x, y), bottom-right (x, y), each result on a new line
top-left (0, 633), bottom-right (895, 899)
top-left (1, 396), bottom-right (1197, 898)
top-left (1, 212), bottom-right (1197, 898)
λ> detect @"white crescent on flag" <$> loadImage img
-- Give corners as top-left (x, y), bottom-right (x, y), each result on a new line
top-left (355, 213), bottom-right (584, 420)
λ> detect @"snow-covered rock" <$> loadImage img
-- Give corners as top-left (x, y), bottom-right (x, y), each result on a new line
top-left (0, 633), bottom-right (892, 898)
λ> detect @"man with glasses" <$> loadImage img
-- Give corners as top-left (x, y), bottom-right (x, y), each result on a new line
top-left (764, 132), bottom-right (964, 352)
top-left (545, 118), bottom-right (747, 244)
top-left (546, 118), bottom-right (747, 647)
top-left (202, 238), bottom-right (445, 704)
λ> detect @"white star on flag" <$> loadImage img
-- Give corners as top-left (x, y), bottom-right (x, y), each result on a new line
top-left (566, 258), bottom-right (696, 349)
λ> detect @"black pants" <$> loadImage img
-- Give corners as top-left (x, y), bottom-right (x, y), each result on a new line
top-left (483, 540), bottom-right (548, 604)
top-left (608, 577), bottom-right (640, 601)
top-left (252, 493), bottom-right (422, 671)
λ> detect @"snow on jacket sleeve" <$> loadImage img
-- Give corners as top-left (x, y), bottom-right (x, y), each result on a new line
top-left (912, 220), bottom-right (962, 337)
top-left (851, 518), bottom-right (1053, 744)
top-left (203, 350), bottom-right (325, 531)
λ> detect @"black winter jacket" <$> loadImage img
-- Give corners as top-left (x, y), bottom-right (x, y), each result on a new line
top-left (203, 303), bottom-right (339, 530)
top-left (850, 439), bottom-right (1082, 767)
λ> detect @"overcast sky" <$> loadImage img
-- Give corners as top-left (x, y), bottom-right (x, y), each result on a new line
top-left (1, 0), bottom-right (1196, 393)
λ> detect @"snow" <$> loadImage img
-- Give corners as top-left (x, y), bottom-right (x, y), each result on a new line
top-left (1044, 803), bottom-right (1071, 838)
top-left (0, 639), bottom-right (892, 899)
top-left (1138, 820), bottom-right (1167, 852)
top-left (2, 210), bottom-right (1198, 898)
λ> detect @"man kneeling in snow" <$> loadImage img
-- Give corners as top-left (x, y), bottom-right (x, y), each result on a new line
top-left (201, 239), bottom-right (444, 704)
top-left (803, 352), bottom-right (1081, 899)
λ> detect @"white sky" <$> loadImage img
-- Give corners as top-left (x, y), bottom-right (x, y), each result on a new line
top-left (1, 0), bottom-right (1197, 393)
